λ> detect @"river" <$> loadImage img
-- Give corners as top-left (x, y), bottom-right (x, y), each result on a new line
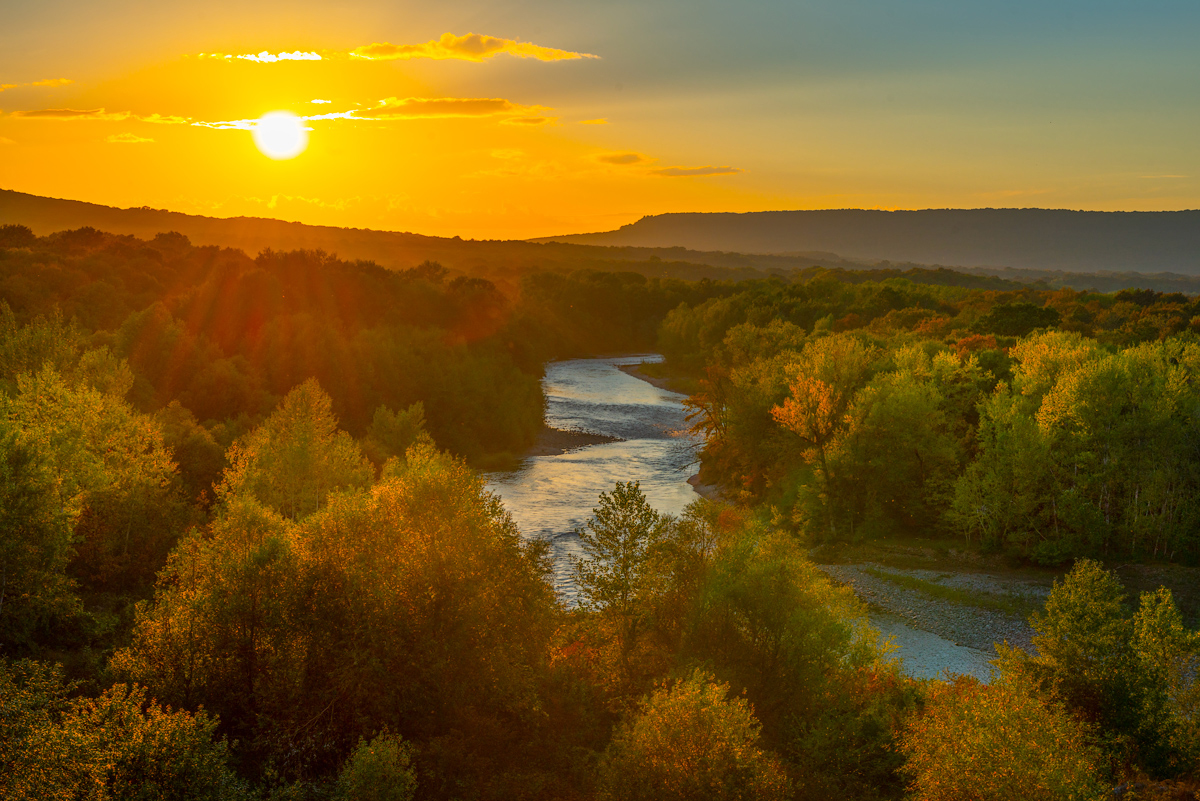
top-left (485, 355), bottom-right (992, 681)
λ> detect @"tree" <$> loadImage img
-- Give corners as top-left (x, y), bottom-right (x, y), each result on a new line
top-left (0, 420), bottom-right (77, 650)
top-left (899, 675), bottom-right (1105, 801)
top-left (359, 402), bottom-right (429, 467)
top-left (217, 378), bottom-right (372, 520)
top-left (574, 481), bottom-right (666, 684)
top-left (336, 733), bottom-right (417, 801)
top-left (5, 365), bottom-right (182, 590)
top-left (1131, 588), bottom-right (1200, 775)
top-left (111, 499), bottom-right (304, 738)
top-left (996, 559), bottom-right (1199, 773)
top-left (596, 670), bottom-right (790, 801)
top-left (771, 334), bottom-right (875, 537)
top-left (0, 660), bottom-right (248, 801)
top-left (685, 526), bottom-right (883, 734)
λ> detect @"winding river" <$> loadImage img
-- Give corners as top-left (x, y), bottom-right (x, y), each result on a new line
top-left (485, 355), bottom-right (992, 681)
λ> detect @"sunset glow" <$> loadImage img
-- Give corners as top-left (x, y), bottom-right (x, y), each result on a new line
top-left (0, 1), bottom-right (1196, 239)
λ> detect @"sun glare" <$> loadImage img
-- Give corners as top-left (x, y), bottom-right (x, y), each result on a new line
top-left (252, 111), bottom-right (308, 159)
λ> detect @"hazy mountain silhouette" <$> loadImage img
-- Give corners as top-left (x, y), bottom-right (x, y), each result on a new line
top-left (6, 189), bottom-right (1200, 293)
top-left (0, 188), bottom-right (827, 284)
top-left (537, 209), bottom-right (1200, 274)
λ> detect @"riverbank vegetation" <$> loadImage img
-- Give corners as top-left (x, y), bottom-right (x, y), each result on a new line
top-left (661, 275), bottom-right (1200, 564)
top-left (3, 223), bottom-right (1199, 798)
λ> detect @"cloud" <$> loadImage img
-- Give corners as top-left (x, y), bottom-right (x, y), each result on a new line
top-left (0, 137), bottom-right (14, 144)
top-left (11, 107), bottom-right (130, 120)
top-left (311, 99), bottom-right (331, 104)
top-left (501, 115), bottom-right (555, 126)
top-left (1, 78), bottom-right (74, 91)
top-left (139, 113), bottom-right (190, 124)
top-left (596, 151), bottom-right (649, 165)
top-left (192, 109), bottom-right (356, 130)
top-left (11, 108), bottom-right (189, 124)
top-left (651, 165), bottom-right (743, 177)
top-left (579, 118), bottom-right (608, 125)
top-left (199, 51), bottom-right (321, 63)
top-left (357, 96), bottom-right (543, 119)
top-left (107, 133), bottom-right (153, 143)
top-left (191, 97), bottom-right (543, 130)
top-left (350, 32), bottom-right (598, 62)
top-left (1142, 174), bottom-right (1187, 179)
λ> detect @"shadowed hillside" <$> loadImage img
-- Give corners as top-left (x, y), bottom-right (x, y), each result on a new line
top-left (539, 208), bottom-right (1200, 274)
top-left (7, 189), bottom-right (1200, 294)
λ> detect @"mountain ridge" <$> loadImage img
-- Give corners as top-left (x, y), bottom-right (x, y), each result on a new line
top-left (535, 208), bottom-right (1200, 274)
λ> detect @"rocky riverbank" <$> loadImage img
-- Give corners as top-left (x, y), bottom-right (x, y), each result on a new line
top-left (817, 562), bottom-right (1048, 656)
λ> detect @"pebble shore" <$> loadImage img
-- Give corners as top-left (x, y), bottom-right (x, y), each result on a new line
top-left (818, 562), bottom-right (1049, 656)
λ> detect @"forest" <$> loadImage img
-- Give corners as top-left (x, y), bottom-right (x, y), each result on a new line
top-left (2, 223), bottom-right (1199, 800)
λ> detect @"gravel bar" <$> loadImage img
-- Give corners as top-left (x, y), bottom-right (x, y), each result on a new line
top-left (818, 562), bottom-right (1047, 656)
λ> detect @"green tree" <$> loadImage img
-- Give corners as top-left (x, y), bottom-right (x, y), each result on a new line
top-left (359, 402), bottom-right (429, 467)
top-left (596, 670), bottom-right (791, 801)
top-left (0, 420), bottom-right (77, 649)
top-left (686, 526), bottom-right (883, 734)
top-left (996, 559), bottom-right (1200, 774)
top-left (218, 378), bottom-right (372, 520)
top-left (111, 499), bottom-right (304, 736)
top-left (5, 365), bottom-right (182, 590)
top-left (336, 733), bottom-right (417, 801)
top-left (1130, 588), bottom-right (1200, 775)
top-left (574, 481), bottom-right (666, 685)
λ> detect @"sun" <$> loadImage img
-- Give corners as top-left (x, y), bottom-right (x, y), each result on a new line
top-left (252, 111), bottom-right (308, 159)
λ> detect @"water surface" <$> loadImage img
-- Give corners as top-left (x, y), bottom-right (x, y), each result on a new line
top-left (485, 355), bottom-right (701, 604)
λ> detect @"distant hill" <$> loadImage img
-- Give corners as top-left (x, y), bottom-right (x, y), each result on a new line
top-left (2, 189), bottom-right (853, 287)
top-left (537, 208), bottom-right (1200, 275)
top-left (6, 189), bottom-right (1200, 294)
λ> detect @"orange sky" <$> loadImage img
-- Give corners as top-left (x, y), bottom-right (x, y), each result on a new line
top-left (1, 1), bottom-right (1197, 239)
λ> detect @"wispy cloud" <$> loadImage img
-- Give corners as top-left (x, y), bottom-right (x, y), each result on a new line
top-left (596, 151), bottom-right (649, 165)
top-left (10, 108), bottom-right (190, 123)
top-left (191, 109), bottom-right (355, 130)
top-left (191, 97), bottom-right (543, 130)
top-left (0, 137), bottom-right (14, 145)
top-left (107, 132), bottom-right (153, 143)
top-left (198, 51), bottom-right (321, 63)
top-left (1142, 174), bottom-right (1187, 179)
top-left (11, 107), bottom-right (130, 120)
top-left (350, 32), bottom-right (598, 62)
top-left (139, 113), bottom-right (190, 124)
top-left (0, 78), bottom-right (74, 92)
top-left (311, 99), bottom-right (331, 104)
top-left (579, 118), bottom-right (608, 125)
top-left (651, 165), bottom-right (742, 177)
top-left (356, 97), bottom-right (544, 119)
top-left (501, 115), bottom-right (556, 126)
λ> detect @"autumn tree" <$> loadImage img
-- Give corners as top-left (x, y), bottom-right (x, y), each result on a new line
top-left (596, 670), bottom-right (790, 801)
top-left (0, 660), bottom-right (248, 801)
top-left (899, 675), bottom-right (1105, 801)
top-left (771, 334), bottom-right (875, 537)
